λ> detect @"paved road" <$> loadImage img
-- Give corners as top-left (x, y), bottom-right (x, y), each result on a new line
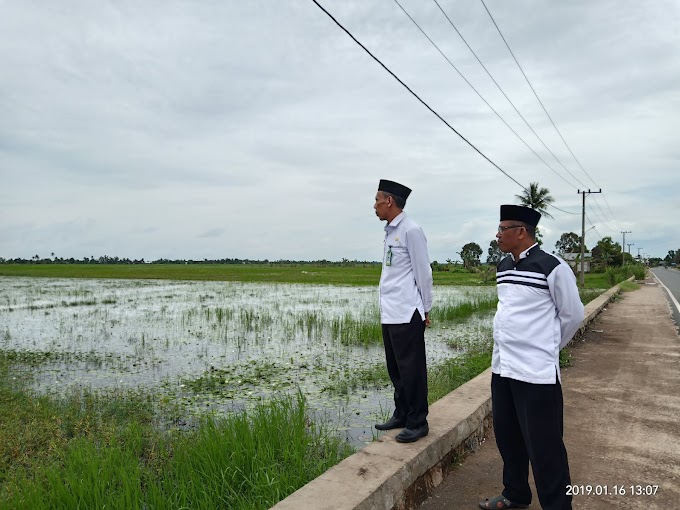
top-left (418, 277), bottom-right (680, 509)
top-left (650, 266), bottom-right (680, 332)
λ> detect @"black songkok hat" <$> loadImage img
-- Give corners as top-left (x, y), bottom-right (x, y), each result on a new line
top-left (378, 179), bottom-right (412, 200)
top-left (500, 204), bottom-right (541, 227)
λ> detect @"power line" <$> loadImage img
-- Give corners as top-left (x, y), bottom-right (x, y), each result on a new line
top-left (310, 0), bottom-right (578, 216)
top-left (391, 0), bottom-right (581, 192)
top-left (589, 195), bottom-right (617, 230)
top-left (430, 0), bottom-right (588, 190)
top-left (595, 193), bottom-right (622, 231)
top-left (585, 202), bottom-right (616, 234)
top-left (310, 0), bottom-right (526, 189)
top-left (479, 0), bottom-right (601, 191)
top-left (551, 204), bottom-right (579, 215)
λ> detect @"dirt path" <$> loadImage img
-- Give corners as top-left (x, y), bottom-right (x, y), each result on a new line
top-left (418, 279), bottom-right (680, 509)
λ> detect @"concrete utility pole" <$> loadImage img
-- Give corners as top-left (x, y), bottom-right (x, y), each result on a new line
top-left (637, 247), bottom-right (643, 261)
top-left (577, 189), bottom-right (601, 287)
top-left (621, 231), bottom-right (631, 266)
top-left (627, 243), bottom-right (634, 259)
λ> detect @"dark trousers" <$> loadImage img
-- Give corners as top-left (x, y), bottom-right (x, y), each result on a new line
top-left (492, 373), bottom-right (571, 510)
top-left (381, 309), bottom-right (428, 429)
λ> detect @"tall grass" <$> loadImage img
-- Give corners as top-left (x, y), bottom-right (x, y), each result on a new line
top-left (0, 359), bottom-right (353, 510)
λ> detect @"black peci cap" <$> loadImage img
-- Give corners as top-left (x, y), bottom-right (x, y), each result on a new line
top-left (500, 205), bottom-right (541, 227)
top-left (378, 179), bottom-right (412, 200)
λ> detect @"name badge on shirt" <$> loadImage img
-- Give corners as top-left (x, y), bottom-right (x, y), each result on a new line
top-left (386, 245), bottom-right (393, 266)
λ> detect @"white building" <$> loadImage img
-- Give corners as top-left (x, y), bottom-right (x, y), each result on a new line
top-left (562, 252), bottom-right (591, 273)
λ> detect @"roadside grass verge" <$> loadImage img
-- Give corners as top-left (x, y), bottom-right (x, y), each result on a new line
top-left (0, 357), bottom-right (353, 510)
top-left (618, 280), bottom-right (640, 292)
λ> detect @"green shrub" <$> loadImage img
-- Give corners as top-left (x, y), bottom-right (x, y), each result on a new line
top-left (631, 264), bottom-right (647, 280)
top-left (605, 264), bottom-right (646, 286)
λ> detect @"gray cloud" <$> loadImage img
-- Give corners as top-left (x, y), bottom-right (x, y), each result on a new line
top-left (1, 0), bottom-right (678, 262)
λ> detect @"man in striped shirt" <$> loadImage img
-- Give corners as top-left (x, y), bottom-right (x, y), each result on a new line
top-left (480, 205), bottom-right (584, 510)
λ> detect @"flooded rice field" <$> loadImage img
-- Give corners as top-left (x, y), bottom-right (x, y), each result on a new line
top-left (0, 276), bottom-right (495, 445)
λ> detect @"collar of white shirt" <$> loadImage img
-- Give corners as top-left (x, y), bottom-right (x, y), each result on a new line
top-left (511, 242), bottom-right (539, 262)
top-left (385, 211), bottom-right (406, 231)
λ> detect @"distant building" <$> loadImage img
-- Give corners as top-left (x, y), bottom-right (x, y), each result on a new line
top-left (563, 252), bottom-right (591, 273)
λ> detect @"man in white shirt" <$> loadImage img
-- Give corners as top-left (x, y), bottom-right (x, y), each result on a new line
top-left (480, 205), bottom-right (584, 510)
top-left (373, 179), bottom-right (433, 443)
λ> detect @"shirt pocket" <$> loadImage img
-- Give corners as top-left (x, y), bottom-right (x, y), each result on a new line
top-left (390, 244), bottom-right (408, 265)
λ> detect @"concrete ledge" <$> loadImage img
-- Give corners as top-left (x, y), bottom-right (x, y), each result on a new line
top-left (270, 281), bottom-right (628, 510)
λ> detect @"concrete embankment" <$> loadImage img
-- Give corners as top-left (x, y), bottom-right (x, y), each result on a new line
top-left (270, 280), bottom-right (635, 510)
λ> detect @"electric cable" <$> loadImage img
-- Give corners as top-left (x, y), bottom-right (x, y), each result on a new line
top-left (479, 0), bottom-right (600, 190)
top-left (311, 0), bottom-right (579, 216)
top-left (431, 0), bottom-right (588, 189)
top-left (311, 0), bottom-right (525, 189)
top-left (392, 0), bottom-right (580, 191)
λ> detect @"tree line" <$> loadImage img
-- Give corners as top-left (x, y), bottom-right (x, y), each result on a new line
top-left (0, 255), bottom-right (380, 267)
top-left (3, 183), bottom-right (676, 271)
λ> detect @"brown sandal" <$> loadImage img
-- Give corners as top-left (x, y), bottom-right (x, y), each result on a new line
top-left (478, 495), bottom-right (529, 509)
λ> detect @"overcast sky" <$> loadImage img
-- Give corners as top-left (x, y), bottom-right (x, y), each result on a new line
top-left (1, 0), bottom-right (678, 263)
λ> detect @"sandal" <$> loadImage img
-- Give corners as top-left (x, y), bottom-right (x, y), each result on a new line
top-left (478, 495), bottom-right (529, 509)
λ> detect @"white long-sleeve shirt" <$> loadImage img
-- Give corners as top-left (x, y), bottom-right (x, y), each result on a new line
top-left (492, 244), bottom-right (584, 384)
top-left (379, 212), bottom-right (433, 324)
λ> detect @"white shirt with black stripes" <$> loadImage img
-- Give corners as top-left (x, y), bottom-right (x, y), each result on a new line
top-left (492, 243), bottom-right (584, 384)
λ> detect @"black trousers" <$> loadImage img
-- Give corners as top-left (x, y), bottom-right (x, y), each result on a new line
top-left (381, 309), bottom-right (428, 429)
top-left (492, 373), bottom-right (571, 510)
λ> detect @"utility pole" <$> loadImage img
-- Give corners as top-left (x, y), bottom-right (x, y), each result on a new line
top-left (637, 247), bottom-right (643, 261)
top-left (627, 243), bottom-right (634, 259)
top-left (577, 189), bottom-right (601, 287)
top-left (621, 231), bottom-right (631, 266)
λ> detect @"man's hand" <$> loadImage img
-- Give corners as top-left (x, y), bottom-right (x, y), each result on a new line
top-left (425, 312), bottom-right (431, 328)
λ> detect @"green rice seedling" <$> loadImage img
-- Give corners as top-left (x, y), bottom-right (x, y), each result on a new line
top-left (214, 307), bottom-right (234, 324)
top-left (60, 299), bottom-right (98, 307)
top-left (342, 319), bottom-right (382, 347)
top-left (431, 295), bottom-right (498, 322)
top-left (297, 310), bottom-right (324, 338)
top-left (329, 312), bottom-right (382, 347)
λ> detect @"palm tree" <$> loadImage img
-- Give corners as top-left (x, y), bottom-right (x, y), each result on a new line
top-left (515, 182), bottom-right (555, 219)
